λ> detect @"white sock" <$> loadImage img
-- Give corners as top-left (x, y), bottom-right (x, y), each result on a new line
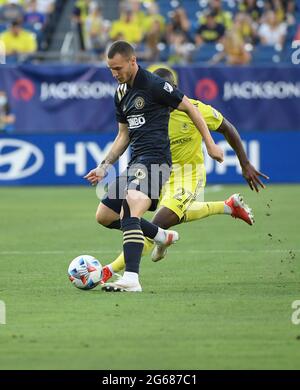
top-left (224, 203), bottom-right (232, 215)
top-left (154, 227), bottom-right (166, 243)
top-left (123, 271), bottom-right (139, 283)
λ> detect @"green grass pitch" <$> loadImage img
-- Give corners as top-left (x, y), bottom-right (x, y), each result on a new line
top-left (0, 184), bottom-right (299, 370)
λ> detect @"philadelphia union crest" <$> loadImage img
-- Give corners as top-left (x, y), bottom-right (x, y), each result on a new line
top-left (135, 168), bottom-right (146, 179)
top-left (134, 97), bottom-right (145, 109)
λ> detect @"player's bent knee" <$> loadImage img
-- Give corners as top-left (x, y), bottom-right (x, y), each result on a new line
top-left (95, 211), bottom-right (119, 227)
top-left (95, 203), bottom-right (119, 226)
top-left (152, 207), bottom-right (180, 229)
top-left (95, 210), bottom-right (107, 225)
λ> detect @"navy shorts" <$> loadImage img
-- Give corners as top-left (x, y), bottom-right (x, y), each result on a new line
top-left (101, 161), bottom-right (171, 213)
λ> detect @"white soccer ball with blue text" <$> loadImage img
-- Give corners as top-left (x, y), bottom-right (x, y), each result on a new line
top-left (68, 255), bottom-right (102, 290)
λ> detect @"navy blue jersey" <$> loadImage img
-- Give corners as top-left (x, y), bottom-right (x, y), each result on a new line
top-left (114, 66), bottom-right (184, 165)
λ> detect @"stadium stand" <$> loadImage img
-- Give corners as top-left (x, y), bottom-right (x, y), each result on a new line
top-left (0, 0), bottom-right (299, 64)
top-left (0, 0), bottom-right (65, 60)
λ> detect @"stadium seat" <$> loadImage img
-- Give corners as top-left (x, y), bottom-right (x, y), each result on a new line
top-left (181, 0), bottom-right (200, 21)
top-left (156, 0), bottom-right (174, 19)
top-left (251, 44), bottom-right (282, 64)
top-left (158, 43), bottom-right (171, 62)
top-left (0, 23), bottom-right (7, 33)
top-left (192, 43), bottom-right (218, 62)
top-left (286, 24), bottom-right (297, 43)
top-left (281, 43), bottom-right (299, 64)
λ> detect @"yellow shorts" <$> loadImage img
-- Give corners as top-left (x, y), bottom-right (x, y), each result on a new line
top-left (159, 164), bottom-right (206, 220)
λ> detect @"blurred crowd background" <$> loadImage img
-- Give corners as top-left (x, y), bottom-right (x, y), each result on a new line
top-left (0, 0), bottom-right (299, 65)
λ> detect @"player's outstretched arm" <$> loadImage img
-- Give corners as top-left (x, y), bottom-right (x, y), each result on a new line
top-left (177, 96), bottom-right (224, 163)
top-left (217, 117), bottom-right (269, 192)
top-left (84, 122), bottom-right (129, 185)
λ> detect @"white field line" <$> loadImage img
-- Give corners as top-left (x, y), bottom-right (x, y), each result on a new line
top-left (0, 249), bottom-right (299, 255)
top-left (204, 185), bottom-right (223, 193)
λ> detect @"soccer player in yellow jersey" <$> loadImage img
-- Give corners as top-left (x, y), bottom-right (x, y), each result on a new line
top-left (100, 67), bottom-right (268, 285)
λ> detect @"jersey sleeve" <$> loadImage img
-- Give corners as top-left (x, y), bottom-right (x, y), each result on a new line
top-left (114, 93), bottom-right (127, 124)
top-left (196, 101), bottom-right (223, 131)
top-left (152, 79), bottom-right (184, 109)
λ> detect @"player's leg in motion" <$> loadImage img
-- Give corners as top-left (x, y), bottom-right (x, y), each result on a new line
top-left (115, 191), bottom-right (149, 292)
top-left (96, 203), bottom-right (178, 254)
top-left (183, 194), bottom-right (254, 226)
top-left (96, 203), bottom-right (178, 285)
top-left (102, 193), bottom-right (254, 282)
top-left (101, 237), bottom-right (154, 283)
top-left (101, 190), bottom-right (154, 292)
top-left (102, 189), bottom-right (179, 292)
top-left (101, 207), bottom-right (179, 282)
top-left (151, 193), bottom-right (254, 262)
top-left (97, 174), bottom-right (179, 241)
top-left (151, 194), bottom-right (254, 261)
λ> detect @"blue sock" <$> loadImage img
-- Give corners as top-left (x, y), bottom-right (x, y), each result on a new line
top-left (140, 218), bottom-right (158, 238)
top-left (121, 217), bottom-right (144, 273)
top-left (106, 220), bottom-right (121, 229)
top-left (107, 218), bottom-right (158, 238)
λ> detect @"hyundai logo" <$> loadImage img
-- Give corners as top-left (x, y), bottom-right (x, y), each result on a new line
top-left (0, 139), bottom-right (44, 180)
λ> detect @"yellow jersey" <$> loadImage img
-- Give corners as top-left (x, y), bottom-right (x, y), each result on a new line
top-left (159, 99), bottom-right (222, 217)
top-left (169, 98), bottom-right (223, 166)
top-left (0, 29), bottom-right (37, 55)
top-left (109, 20), bottom-right (142, 44)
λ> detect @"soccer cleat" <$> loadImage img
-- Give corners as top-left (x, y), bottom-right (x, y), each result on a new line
top-left (151, 230), bottom-right (179, 262)
top-left (102, 277), bottom-right (142, 292)
top-left (99, 265), bottom-right (113, 285)
top-left (225, 193), bottom-right (254, 225)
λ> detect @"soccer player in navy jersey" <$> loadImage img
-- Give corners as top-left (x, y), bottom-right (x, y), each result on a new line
top-left (84, 41), bottom-right (223, 292)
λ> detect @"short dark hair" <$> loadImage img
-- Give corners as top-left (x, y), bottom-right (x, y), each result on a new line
top-left (107, 41), bottom-right (135, 59)
top-left (153, 68), bottom-right (176, 88)
top-left (11, 19), bottom-right (22, 27)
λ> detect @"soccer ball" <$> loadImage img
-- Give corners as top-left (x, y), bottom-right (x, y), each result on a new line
top-left (68, 255), bottom-right (102, 290)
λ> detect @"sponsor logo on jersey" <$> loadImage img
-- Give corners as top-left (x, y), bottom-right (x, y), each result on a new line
top-left (163, 82), bottom-right (173, 93)
top-left (127, 114), bottom-right (146, 129)
top-left (134, 97), bottom-right (145, 109)
top-left (170, 137), bottom-right (192, 145)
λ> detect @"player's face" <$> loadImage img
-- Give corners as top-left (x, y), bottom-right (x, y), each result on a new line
top-left (107, 53), bottom-right (136, 84)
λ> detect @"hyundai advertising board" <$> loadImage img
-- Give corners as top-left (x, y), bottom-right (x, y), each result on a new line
top-left (0, 132), bottom-right (299, 185)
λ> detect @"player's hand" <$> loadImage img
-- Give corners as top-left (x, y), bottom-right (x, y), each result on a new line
top-left (242, 162), bottom-right (269, 192)
top-left (207, 144), bottom-right (224, 163)
top-left (84, 166), bottom-right (106, 186)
